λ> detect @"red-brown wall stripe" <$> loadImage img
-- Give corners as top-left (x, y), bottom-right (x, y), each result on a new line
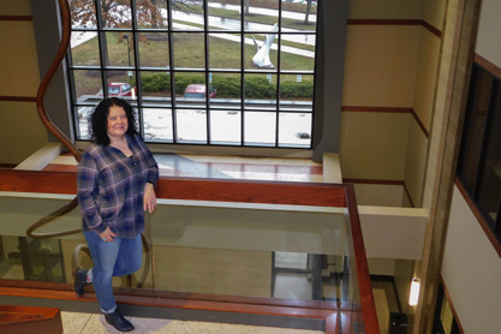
top-left (347, 19), bottom-right (442, 38)
top-left (0, 16), bottom-right (32, 21)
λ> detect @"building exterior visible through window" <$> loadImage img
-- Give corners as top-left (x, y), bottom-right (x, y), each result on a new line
top-left (68, 0), bottom-right (319, 149)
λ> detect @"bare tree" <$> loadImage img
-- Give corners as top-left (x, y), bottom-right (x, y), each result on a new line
top-left (304, 0), bottom-right (312, 25)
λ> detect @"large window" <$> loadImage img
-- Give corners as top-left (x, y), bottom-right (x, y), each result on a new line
top-left (457, 63), bottom-right (501, 240)
top-left (68, 0), bottom-right (318, 148)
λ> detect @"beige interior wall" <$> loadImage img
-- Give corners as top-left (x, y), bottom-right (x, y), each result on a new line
top-left (403, 121), bottom-right (429, 207)
top-left (343, 26), bottom-right (420, 107)
top-left (422, 0), bottom-right (447, 30)
top-left (0, 1), bottom-right (47, 165)
top-left (348, 0), bottom-right (422, 19)
top-left (339, 111), bottom-right (410, 180)
top-left (412, 30), bottom-right (442, 132)
top-left (0, 0), bottom-right (31, 15)
top-left (475, 0), bottom-right (501, 68)
top-left (0, 102), bottom-right (48, 164)
top-left (441, 187), bottom-right (501, 333)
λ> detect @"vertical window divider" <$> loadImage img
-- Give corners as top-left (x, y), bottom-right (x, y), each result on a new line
top-left (275, 0), bottom-right (283, 148)
top-left (130, 0), bottom-right (143, 134)
top-left (95, 0), bottom-right (108, 99)
top-left (240, 1), bottom-right (245, 147)
top-left (166, 0), bottom-right (177, 143)
top-left (204, 0), bottom-right (211, 145)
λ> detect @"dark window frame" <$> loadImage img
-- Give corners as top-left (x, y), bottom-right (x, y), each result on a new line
top-left (66, 0), bottom-right (319, 149)
top-left (457, 62), bottom-right (501, 242)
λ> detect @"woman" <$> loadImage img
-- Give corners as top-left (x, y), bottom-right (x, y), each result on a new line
top-left (75, 97), bottom-right (159, 332)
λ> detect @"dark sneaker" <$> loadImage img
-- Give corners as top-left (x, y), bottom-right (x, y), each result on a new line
top-left (105, 309), bottom-right (134, 332)
top-left (72, 267), bottom-right (91, 295)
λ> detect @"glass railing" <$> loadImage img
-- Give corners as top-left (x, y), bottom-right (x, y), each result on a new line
top-left (0, 170), bottom-right (379, 333)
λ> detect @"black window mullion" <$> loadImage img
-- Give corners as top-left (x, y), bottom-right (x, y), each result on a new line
top-left (240, 0), bottom-right (245, 147)
top-left (473, 80), bottom-right (498, 202)
top-left (274, 0), bottom-right (283, 148)
top-left (94, 0), bottom-right (108, 98)
top-left (166, 0), bottom-right (177, 143)
top-left (204, 0), bottom-right (211, 145)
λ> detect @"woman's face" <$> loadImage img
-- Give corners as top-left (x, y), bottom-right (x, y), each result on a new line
top-left (107, 105), bottom-right (128, 141)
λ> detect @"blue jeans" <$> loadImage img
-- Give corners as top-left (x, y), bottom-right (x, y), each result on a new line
top-left (84, 231), bottom-right (143, 313)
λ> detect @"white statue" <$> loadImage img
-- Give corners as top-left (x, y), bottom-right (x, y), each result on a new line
top-left (252, 23), bottom-right (278, 68)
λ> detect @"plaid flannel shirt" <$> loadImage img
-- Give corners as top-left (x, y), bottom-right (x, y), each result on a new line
top-left (77, 134), bottom-right (159, 239)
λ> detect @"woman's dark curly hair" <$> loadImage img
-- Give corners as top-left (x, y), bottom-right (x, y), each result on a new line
top-left (90, 98), bottom-right (138, 146)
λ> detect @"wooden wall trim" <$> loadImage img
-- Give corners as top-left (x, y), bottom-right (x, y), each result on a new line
top-left (455, 178), bottom-right (501, 258)
top-left (342, 106), bottom-right (429, 139)
top-left (347, 19), bottom-right (442, 38)
top-left (439, 276), bottom-right (466, 334)
top-left (0, 16), bottom-right (32, 21)
top-left (0, 96), bottom-right (37, 102)
top-left (475, 53), bottom-right (501, 80)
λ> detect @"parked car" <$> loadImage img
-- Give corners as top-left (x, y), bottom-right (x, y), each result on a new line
top-left (184, 84), bottom-right (217, 99)
top-left (97, 82), bottom-right (135, 96)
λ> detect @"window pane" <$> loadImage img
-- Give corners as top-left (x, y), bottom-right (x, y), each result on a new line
top-left (100, 71), bottom-right (136, 101)
top-left (73, 70), bottom-right (102, 102)
top-left (279, 34), bottom-right (315, 71)
top-left (209, 33), bottom-right (241, 70)
top-left (101, 0), bottom-right (132, 29)
top-left (244, 0), bottom-right (279, 32)
top-left (71, 1), bottom-right (97, 29)
top-left (140, 71), bottom-right (171, 106)
top-left (143, 108), bottom-right (173, 141)
top-left (104, 31), bottom-right (136, 67)
top-left (278, 112), bottom-right (311, 147)
top-left (176, 109), bottom-right (207, 143)
top-left (171, 1), bottom-right (204, 31)
top-left (460, 67), bottom-right (493, 190)
top-left (175, 72), bottom-right (206, 105)
top-left (244, 33), bottom-right (278, 71)
top-left (280, 0), bottom-right (317, 32)
top-left (172, 33), bottom-right (205, 69)
top-left (76, 106), bottom-right (93, 139)
top-left (71, 32), bottom-right (100, 66)
top-left (211, 73), bottom-right (241, 108)
top-left (244, 111), bottom-right (276, 146)
top-left (207, 1), bottom-right (242, 31)
top-left (138, 33), bottom-right (170, 68)
top-left (210, 110), bottom-right (241, 145)
top-left (477, 82), bottom-right (501, 224)
top-left (135, 1), bottom-right (166, 29)
top-left (244, 74), bottom-right (277, 109)
top-left (279, 74), bottom-right (313, 110)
